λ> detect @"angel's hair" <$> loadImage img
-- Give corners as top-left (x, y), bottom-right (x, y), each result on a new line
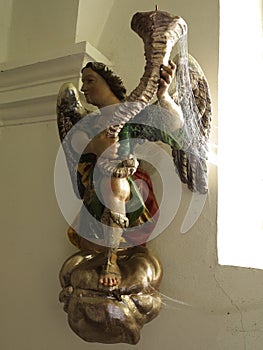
top-left (82, 62), bottom-right (126, 101)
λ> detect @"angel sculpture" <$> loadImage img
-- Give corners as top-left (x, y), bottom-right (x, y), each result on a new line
top-left (57, 9), bottom-right (211, 345)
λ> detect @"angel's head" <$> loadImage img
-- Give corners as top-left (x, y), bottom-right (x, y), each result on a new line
top-left (81, 62), bottom-right (126, 108)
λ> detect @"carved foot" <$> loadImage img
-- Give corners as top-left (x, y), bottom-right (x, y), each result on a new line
top-left (99, 252), bottom-right (121, 289)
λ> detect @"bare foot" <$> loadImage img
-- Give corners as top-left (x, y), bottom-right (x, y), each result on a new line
top-left (99, 252), bottom-right (121, 289)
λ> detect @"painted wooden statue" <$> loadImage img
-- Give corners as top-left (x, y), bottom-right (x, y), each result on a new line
top-left (56, 9), bottom-right (211, 345)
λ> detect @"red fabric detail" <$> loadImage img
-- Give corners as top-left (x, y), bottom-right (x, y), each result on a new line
top-left (123, 168), bottom-right (159, 247)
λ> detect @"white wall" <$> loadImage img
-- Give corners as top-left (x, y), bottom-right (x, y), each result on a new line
top-left (6, 0), bottom-right (79, 64)
top-left (75, 0), bottom-right (115, 47)
top-left (0, 0), bottom-right (13, 63)
top-left (1, 1), bottom-right (263, 349)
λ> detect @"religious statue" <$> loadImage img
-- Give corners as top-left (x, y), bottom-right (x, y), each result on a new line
top-left (56, 8), bottom-right (211, 345)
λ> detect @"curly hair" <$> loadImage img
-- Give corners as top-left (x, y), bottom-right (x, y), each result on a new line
top-left (81, 62), bottom-right (127, 101)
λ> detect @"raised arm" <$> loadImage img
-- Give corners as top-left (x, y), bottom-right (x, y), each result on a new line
top-left (157, 60), bottom-right (184, 130)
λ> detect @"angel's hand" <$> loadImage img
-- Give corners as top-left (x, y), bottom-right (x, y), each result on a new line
top-left (84, 130), bottom-right (120, 159)
top-left (157, 60), bottom-right (176, 101)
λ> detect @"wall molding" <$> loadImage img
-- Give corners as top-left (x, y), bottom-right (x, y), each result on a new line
top-left (0, 41), bottom-right (111, 125)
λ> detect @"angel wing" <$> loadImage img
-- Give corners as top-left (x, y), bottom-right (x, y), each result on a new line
top-left (122, 53), bottom-right (212, 194)
top-left (56, 83), bottom-right (90, 198)
top-left (171, 54), bottom-right (212, 194)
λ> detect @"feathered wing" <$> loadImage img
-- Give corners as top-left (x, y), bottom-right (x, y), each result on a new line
top-left (56, 83), bottom-right (90, 198)
top-left (171, 54), bottom-right (212, 194)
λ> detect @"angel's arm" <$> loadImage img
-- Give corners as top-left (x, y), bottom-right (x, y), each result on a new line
top-left (83, 130), bottom-right (119, 160)
top-left (70, 130), bottom-right (91, 154)
top-left (157, 60), bottom-right (184, 131)
top-left (70, 114), bottom-right (119, 160)
top-left (118, 61), bottom-right (186, 155)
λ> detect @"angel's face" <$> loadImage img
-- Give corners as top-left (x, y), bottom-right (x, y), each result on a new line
top-left (81, 68), bottom-right (116, 108)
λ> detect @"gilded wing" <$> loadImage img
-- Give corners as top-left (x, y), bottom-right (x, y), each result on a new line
top-left (56, 83), bottom-right (90, 198)
top-left (172, 54), bottom-right (212, 194)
